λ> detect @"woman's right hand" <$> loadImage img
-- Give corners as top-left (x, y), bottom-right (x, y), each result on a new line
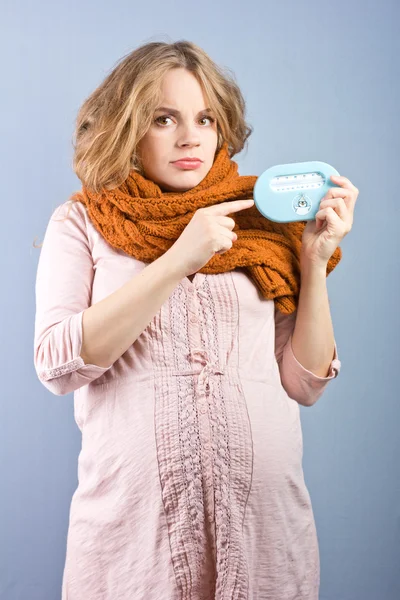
top-left (166, 199), bottom-right (255, 279)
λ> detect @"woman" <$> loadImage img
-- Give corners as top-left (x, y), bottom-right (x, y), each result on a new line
top-left (34, 40), bottom-right (358, 600)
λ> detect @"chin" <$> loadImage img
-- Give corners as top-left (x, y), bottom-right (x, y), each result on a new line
top-left (159, 171), bottom-right (208, 193)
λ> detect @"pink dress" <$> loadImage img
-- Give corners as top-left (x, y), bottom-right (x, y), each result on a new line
top-left (34, 201), bottom-right (341, 600)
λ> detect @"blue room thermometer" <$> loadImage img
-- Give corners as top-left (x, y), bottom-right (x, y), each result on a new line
top-left (253, 161), bottom-right (340, 223)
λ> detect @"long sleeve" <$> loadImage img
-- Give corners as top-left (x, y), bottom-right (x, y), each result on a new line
top-left (34, 202), bottom-right (113, 396)
top-left (274, 305), bottom-right (341, 407)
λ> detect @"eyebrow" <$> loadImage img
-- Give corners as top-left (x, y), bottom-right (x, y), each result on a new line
top-left (154, 106), bottom-right (214, 115)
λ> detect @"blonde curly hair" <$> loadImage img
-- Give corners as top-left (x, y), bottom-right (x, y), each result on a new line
top-left (33, 39), bottom-right (253, 248)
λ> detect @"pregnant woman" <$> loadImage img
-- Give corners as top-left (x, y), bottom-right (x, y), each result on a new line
top-left (34, 39), bottom-right (358, 600)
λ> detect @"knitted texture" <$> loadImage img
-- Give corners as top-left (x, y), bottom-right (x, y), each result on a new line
top-left (74, 142), bottom-right (342, 314)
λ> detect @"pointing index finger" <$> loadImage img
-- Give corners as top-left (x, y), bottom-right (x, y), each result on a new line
top-left (213, 199), bottom-right (254, 215)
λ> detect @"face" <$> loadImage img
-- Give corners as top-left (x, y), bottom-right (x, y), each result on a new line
top-left (137, 68), bottom-right (219, 192)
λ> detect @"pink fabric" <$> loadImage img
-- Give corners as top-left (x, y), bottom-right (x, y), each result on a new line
top-left (34, 201), bottom-right (341, 600)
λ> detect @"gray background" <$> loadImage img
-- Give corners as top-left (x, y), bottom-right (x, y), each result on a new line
top-left (1, 0), bottom-right (399, 598)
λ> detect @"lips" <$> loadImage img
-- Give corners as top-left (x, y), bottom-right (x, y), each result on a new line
top-left (172, 158), bottom-right (202, 163)
top-left (172, 158), bottom-right (203, 170)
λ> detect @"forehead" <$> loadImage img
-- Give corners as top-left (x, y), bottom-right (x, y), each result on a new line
top-left (157, 68), bottom-right (209, 107)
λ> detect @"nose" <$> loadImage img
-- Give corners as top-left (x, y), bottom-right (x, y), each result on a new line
top-left (177, 120), bottom-right (201, 148)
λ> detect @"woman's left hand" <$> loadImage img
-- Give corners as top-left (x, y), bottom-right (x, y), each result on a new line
top-left (301, 175), bottom-right (359, 268)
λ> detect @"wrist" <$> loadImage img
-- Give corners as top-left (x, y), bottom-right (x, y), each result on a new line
top-left (161, 246), bottom-right (188, 281)
top-left (300, 257), bottom-right (328, 279)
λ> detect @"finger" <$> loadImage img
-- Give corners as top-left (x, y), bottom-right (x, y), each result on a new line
top-left (315, 206), bottom-right (343, 230)
top-left (319, 197), bottom-right (348, 220)
top-left (330, 175), bottom-right (359, 209)
top-left (315, 208), bottom-right (328, 230)
top-left (215, 232), bottom-right (236, 254)
top-left (324, 187), bottom-right (352, 200)
top-left (323, 187), bottom-right (357, 211)
top-left (209, 199), bottom-right (254, 216)
top-left (330, 175), bottom-right (359, 194)
top-left (216, 215), bottom-right (237, 230)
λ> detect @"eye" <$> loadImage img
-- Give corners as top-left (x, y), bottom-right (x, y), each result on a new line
top-left (199, 115), bottom-right (215, 126)
top-left (154, 114), bottom-right (216, 127)
top-left (154, 115), bottom-right (173, 126)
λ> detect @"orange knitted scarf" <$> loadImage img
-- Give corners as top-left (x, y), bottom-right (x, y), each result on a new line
top-left (73, 142), bottom-right (342, 314)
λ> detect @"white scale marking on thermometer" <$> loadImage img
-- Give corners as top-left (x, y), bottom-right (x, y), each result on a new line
top-left (270, 172), bottom-right (325, 192)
